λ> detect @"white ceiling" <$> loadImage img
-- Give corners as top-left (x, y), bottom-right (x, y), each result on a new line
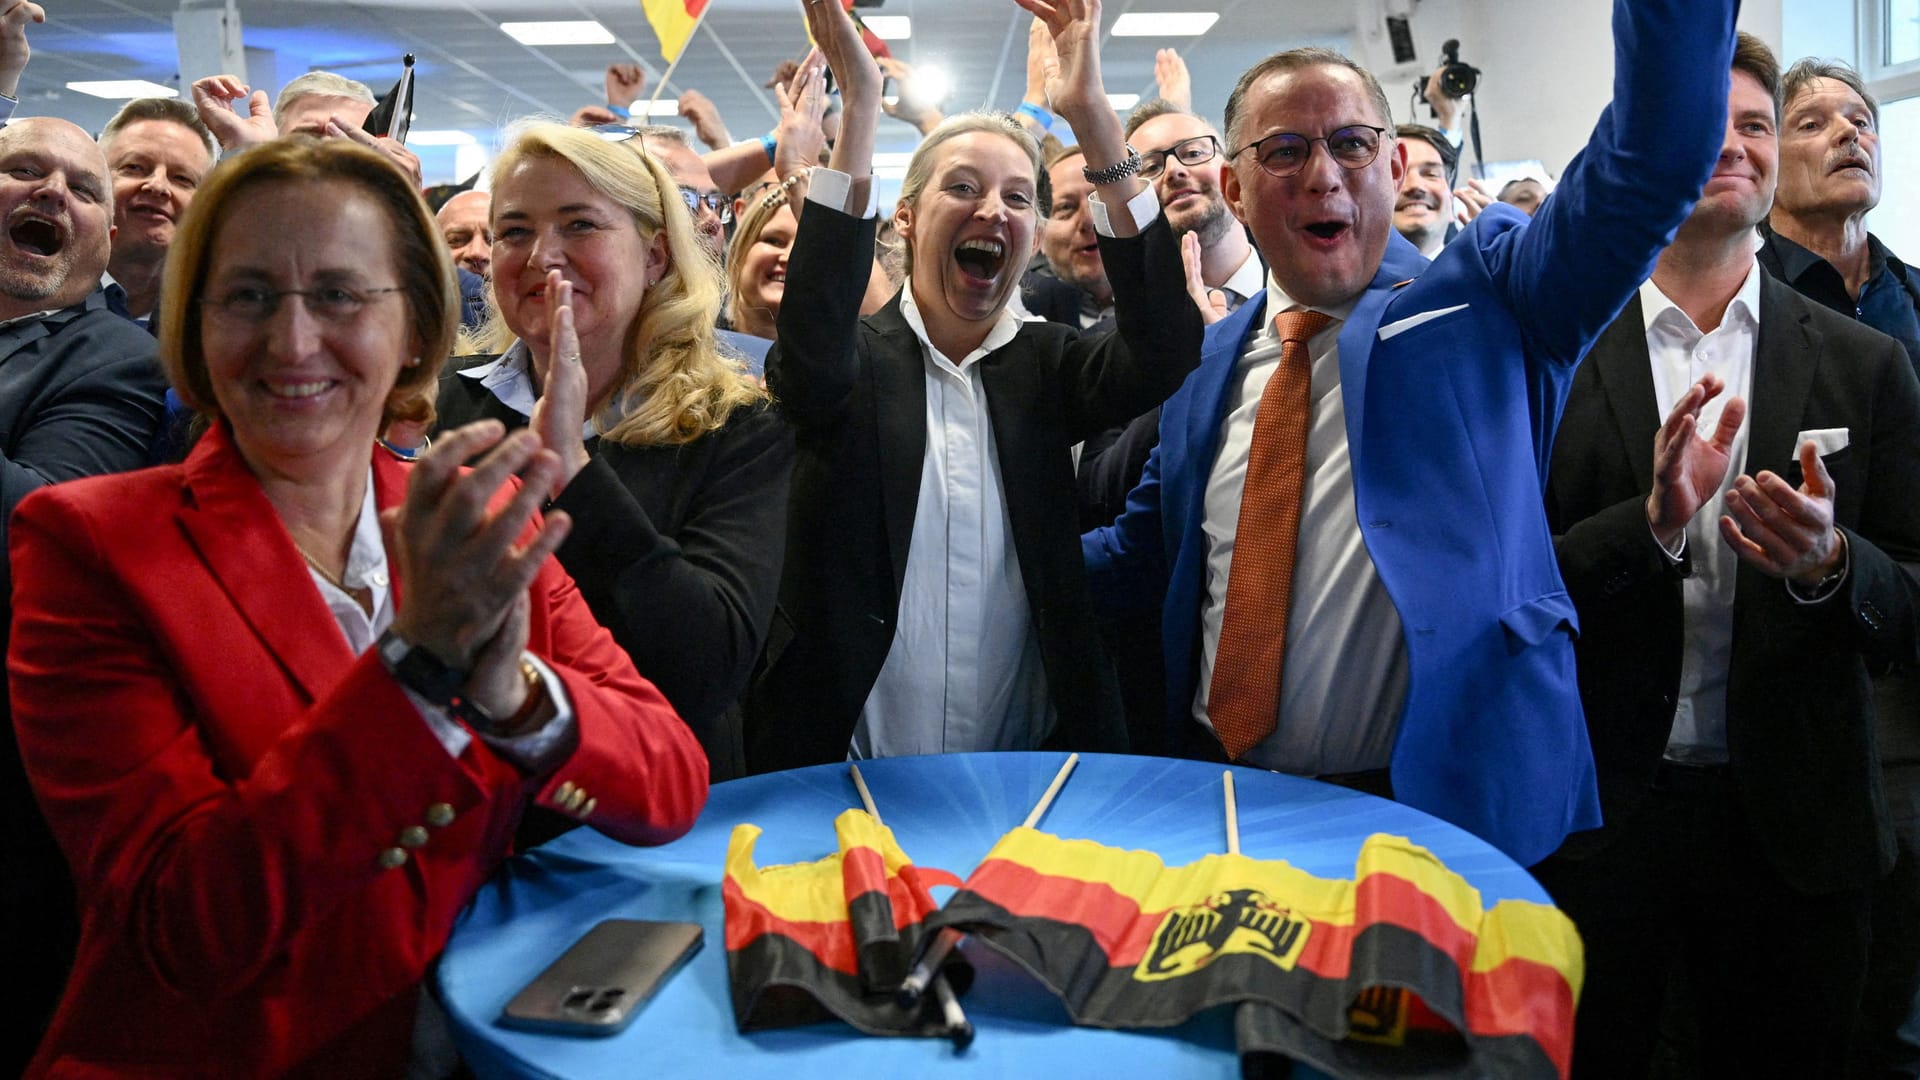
top-left (31, 0), bottom-right (1364, 184)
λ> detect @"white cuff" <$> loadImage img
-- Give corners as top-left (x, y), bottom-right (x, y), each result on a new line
top-left (806, 167), bottom-right (879, 219)
top-left (1087, 183), bottom-right (1161, 237)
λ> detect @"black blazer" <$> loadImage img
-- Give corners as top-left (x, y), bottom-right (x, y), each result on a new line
top-left (748, 203), bottom-right (1203, 773)
top-left (1546, 277), bottom-right (1920, 892)
top-left (435, 367), bottom-right (794, 782)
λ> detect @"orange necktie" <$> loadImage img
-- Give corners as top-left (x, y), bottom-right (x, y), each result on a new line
top-left (1208, 309), bottom-right (1333, 760)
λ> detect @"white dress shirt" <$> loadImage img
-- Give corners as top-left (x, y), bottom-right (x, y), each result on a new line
top-left (1192, 275), bottom-right (1409, 775)
top-left (307, 466), bottom-right (576, 769)
top-left (1217, 249), bottom-right (1266, 310)
top-left (825, 171), bottom-right (1159, 757)
top-left (1640, 262), bottom-right (1760, 764)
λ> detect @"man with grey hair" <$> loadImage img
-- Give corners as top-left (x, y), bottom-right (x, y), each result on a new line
top-left (1758, 54), bottom-right (1920, 1080)
top-left (189, 69), bottom-right (422, 185)
top-left (1084, 0), bottom-right (1735, 866)
top-left (619, 123), bottom-right (730, 265)
top-left (97, 97), bottom-right (216, 329)
top-left (0, 115), bottom-right (168, 1072)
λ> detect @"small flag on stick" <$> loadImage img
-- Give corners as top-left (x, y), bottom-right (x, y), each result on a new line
top-left (361, 54), bottom-right (415, 144)
top-left (643, 0), bottom-right (709, 63)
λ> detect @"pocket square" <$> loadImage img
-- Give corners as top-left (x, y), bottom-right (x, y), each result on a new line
top-left (1796, 427), bottom-right (1849, 456)
top-left (1376, 303), bottom-right (1469, 341)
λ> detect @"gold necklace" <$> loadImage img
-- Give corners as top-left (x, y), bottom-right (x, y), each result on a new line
top-left (292, 539), bottom-right (368, 608)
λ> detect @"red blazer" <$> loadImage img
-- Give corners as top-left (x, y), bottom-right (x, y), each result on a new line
top-left (11, 424), bottom-right (709, 1076)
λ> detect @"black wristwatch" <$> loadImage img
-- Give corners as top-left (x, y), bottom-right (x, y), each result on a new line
top-left (376, 628), bottom-right (496, 731)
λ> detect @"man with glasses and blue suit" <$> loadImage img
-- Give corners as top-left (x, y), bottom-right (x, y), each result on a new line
top-left (1083, 0), bottom-right (1737, 867)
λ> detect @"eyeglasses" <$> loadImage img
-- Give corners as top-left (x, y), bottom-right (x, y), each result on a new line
top-left (678, 185), bottom-right (733, 224)
top-left (591, 123), bottom-right (644, 142)
top-left (201, 284), bottom-right (406, 324)
top-left (1229, 125), bottom-right (1389, 178)
top-left (1138, 134), bottom-right (1220, 180)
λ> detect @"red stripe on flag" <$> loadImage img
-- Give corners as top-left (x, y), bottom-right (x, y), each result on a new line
top-left (840, 846), bottom-right (962, 922)
top-left (725, 876), bottom-right (862, 976)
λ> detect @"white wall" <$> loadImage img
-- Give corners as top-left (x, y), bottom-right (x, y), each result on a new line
top-left (1384, 0), bottom-right (1785, 177)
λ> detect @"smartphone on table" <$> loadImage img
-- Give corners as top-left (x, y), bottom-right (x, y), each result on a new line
top-left (498, 919), bottom-right (703, 1036)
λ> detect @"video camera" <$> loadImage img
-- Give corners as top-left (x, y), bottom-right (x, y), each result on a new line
top-left (1414, 39), bottom-right (1480, 108)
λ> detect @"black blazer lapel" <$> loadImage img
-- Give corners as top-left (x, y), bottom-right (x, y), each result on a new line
top-left (865, 302), bottom-right (929, 595)
top-left (1745, 276), bottom-right (1822, 480)
top-left (1588, 293), bottom-right (1663, 485)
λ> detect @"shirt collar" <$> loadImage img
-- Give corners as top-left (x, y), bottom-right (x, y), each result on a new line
top-left (1220, 248), bottom-right (1266, 304)
top-left (1260, 269), bottom-right (1358, 333)
top-left (898, 281), bottom-right (1023, 368)
top-left (1639, 254), bottom-right (1762, 337)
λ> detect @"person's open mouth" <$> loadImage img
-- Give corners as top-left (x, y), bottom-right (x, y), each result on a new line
top-left (954, 238), bottom-right (1006, 289)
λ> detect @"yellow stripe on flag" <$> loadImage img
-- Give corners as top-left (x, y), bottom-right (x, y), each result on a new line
top-left (642, 0), bottom-right (707, 63)
top-left (725, 809), bottom-right (919, 924)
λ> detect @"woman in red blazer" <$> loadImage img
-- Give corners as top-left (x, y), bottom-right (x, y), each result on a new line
top-left (9, 138), bottom-right (709, 1075)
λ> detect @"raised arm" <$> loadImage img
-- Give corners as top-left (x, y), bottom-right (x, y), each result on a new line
top-left (1498, 0), bottom-right (1736, 366)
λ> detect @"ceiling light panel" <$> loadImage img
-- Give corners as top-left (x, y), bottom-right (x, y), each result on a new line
top-left (1111, 12), bottom-right (1221, 36)
top-left (499, 21), bottom-right (615, 46)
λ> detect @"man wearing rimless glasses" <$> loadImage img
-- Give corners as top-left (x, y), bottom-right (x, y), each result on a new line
top-left (1084, 0), bottom-right (1738, 868)
top-left (594, 124), bottom-right (732, 266)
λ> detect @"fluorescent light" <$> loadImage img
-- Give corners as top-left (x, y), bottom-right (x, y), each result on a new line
top-left (643, 100), bottom-right (680, 117)
top-left (864, 15), bottom-right (911, 39)
top-left (914, 65), bottom-right (951, 104)
top-left (67, 80), bottom-right (178, 99)
top-left (407, 129), bottom-right (477, 146)
top-left (500, 20), bottom-right (614, 45)
top-left (1107, 93), bottom-right (1140, 110)
top-left (874, 165), bottom-right (909, 180)
top-left (1111, 12), bottom-right (1220, 36)
top-left (873, 152), bottom-right (914, 168)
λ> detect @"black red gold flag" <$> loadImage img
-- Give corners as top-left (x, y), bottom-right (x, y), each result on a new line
top-left (724, 809), bottom-right (968, 1036)
top-left (922, 829), bottom-right (1582, 1078)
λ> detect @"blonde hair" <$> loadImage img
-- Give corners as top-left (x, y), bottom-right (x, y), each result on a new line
top-left (725, 181), bottom-right (796, 336)
top-left (159, 137), bottom-right (455, 429)
top-left (895, 111), bottom-right (1040, 269)
top-left (478, 121), bottom-right (763, 447)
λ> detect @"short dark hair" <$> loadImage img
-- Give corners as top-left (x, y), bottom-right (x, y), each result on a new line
top-left (1124, 98), bottom-right (1206, 141)
top-left (1733, 31), bottom-right (1783, 125)
top-left (1223, 47), bottom-right (1393, 153)
top-left (1394, 123), bottom-right (1458, 184)
top-left (100, 97), bottom-right (217, 162)
top-left (1781, 56), bottom-right (1877, 126)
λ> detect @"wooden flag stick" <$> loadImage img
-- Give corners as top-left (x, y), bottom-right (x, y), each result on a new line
top-left (1223, 771), bottom-right (1240, 856)
top-left (1021, 753), bottom-right (1080, 830)
top-left (930, 970), bottom-right (974, 1050)
top-left (850, 763), bottom-right (881, 823)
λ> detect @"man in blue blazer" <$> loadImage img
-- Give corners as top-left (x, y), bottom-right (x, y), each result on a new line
top-left (1083, 0), bottom-right (1736, 867)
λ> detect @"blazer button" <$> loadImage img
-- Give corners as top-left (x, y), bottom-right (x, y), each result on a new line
top-left (565, 787), bottom-right (589, 812)
top-left (554, 781), bottom-right (577, 805)
top-left (425, 803), bottom-right (455, 828)
top-left (578, 796), bottom-right (597, 819)
top-left (398, 825), bottom-right (430, 849)
top-left (377, 847), bottom-right (409, 870)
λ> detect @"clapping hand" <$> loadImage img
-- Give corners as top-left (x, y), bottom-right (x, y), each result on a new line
top-left (1181, 232), bottom-right (1228, 325)
top-left (1720, 440), bottom-right (1846, 587)
top-left (528, 269), bottom-right (591, 489)
top-left (1646, 373), bottom-right (1745, 550)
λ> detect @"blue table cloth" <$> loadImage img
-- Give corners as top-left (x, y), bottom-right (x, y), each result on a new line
top-left (437, 752), bottom-right (1550, 1078)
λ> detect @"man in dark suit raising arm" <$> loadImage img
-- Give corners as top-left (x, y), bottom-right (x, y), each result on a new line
top-left (1541, 34), bottom-right (1920, 1077)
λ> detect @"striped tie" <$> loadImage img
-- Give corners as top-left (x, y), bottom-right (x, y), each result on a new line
top-left (1208, 309), bottom-right (1334, 760)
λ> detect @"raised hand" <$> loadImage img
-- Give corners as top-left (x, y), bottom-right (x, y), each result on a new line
top-left (1013, 0), bottom-right (1106, 123)
top-left (1154, 48), bottom-right (1192, 111)
top-left (528, 270), bottom-right (591, 488)
top-left (0, 0), bottom-right (44, 99)
top-left (569, 104), bottom-right (622, 128)
top-left (605, 62), bottom-right (646, 111)
top-left (678, 89), bottom-right (732, 150)
top-left (1720, 440), bottom-right (1846, 587)
top-left (877, 56), bottom-right (944, 134)
top-left (383, 421), bottom-right (571, 671)
top-left (1453, 179), bottom-right (1493, 226)
top-left (1646, 373), bottom-right (1744, 550)
top-left (192, 74), bottom-right (277, 150)
top-left (773, 51), bottom-right (828, 180)
top-left (326, 117), bottom-right (423, 188)
top-left (1022, 16), bottom-right (1056, 113)
top-left (801, 0), bottom-right (880, 107)
top-left (1181, 231), bottom-right (1228, 325)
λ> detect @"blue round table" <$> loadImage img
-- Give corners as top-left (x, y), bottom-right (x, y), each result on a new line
top-left (436, 752), bottom-right (1550, 1078)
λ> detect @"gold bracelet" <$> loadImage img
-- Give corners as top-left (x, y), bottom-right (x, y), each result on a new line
top-left (498, 659), bottom-right (547, 734)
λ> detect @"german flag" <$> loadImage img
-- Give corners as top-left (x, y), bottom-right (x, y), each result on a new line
top-left (724, 809), bottom-right (967, 1035)
top-left (641, 0), bottom-right (707, 63)
top-left (923, 830), bottom-right (1582, 1078)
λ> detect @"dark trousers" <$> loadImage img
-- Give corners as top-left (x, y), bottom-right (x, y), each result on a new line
top-left (1859, 760), bottom-right (1920, 1079)
top-left (1533, 768), bottom-right (1872, 1080)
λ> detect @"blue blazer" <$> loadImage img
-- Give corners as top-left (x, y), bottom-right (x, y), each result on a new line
top-left (1083, 0), bottom-right (1736, 866)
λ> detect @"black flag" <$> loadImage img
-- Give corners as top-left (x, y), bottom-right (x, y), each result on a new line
top-left (362, 53), bottom-right (415, 144)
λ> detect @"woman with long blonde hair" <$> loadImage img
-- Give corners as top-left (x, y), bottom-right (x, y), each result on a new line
top-left (436, 121), bottom-right (793, 786)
